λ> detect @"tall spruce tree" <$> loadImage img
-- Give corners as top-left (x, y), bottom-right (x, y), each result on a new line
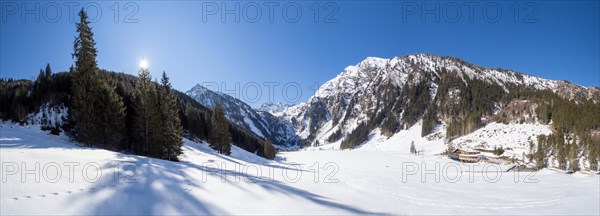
top-left (557, 138), bottom-right (567, 170)
top-left (34, 69), bottom-right (47, 94)
top-left (132, 67), bottom-right (161, 156)
top-left (589, 140), bottom-right (599, 171)
top-left (70, 8), bottom-right (100, 146)
top-left (44, 63), bottom-right (52, 78)
top-left (535, 137), bottom-right (546, 170)
top-left (568, 142), bottom-right (579, 171)
top-left (70, 8), bottom-right (125, 148)
top-left (157, 71), bottom-right (183, 161)
top-left (210, 103), bottom-right (231, 155)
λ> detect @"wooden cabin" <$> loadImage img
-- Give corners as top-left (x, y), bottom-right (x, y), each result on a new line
top-left (449, 149), bottom-right (483, 163)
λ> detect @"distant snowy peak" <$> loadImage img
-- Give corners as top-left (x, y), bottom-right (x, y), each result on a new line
top-left (257, 102), bottom-right (293, 117)
top-left (186, 84), bottom-right (300, 146)
top-left (187, 84), bottom-right (221, 109)
top-left (187, 83), bottom-right (264, 133)
top-left (187, 84), bottom-right (257, 115)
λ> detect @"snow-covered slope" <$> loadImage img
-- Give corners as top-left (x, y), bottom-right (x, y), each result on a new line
top-left (452, 123), bottom-right (553, 159)
top-left (303, 121), bottom-right (445, 153)
top-left (2, 122), bottom-right (599, 215)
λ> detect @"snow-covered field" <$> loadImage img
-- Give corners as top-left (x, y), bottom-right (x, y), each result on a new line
top-left (1, 122), bottom-right (599, 215)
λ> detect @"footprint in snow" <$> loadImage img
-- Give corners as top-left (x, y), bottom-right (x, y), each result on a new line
top-left (11, 197), bottom-right (18, 201)
top-left (24, 196), bottom-right (31, 199)
top-left (38, 195), bottom-right (45, 198)
top-left (51, 193), bottom-right (59, 196)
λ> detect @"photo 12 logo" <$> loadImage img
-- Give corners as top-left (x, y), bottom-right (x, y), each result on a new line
top-left (400, 1), bottom-right (539, 23)
top-left (201, 161), bottom-right (339, 184)
top-left (199, 81), bottom-right (322, 104)
top-left (1, 161), bottom-right (141, 184)
top-left (400, 162), bottom-right (539, 184)
top-left (1, 1), bottom-right (139, 23)
top-left (201, 1), bottom-right (339, 23)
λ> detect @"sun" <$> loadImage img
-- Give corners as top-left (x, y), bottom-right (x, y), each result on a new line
top-left (139, 59), bottom-right (148, 69)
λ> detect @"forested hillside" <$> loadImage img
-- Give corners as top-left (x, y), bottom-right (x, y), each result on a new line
top-left (0, 9), bottom-right (275, 160)
top-left (0, 68), bottom-right (276, 160)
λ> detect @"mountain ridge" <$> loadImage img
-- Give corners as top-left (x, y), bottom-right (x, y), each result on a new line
top-left (186, 53), bottom-right (599, 171)
top-left (186, 84), bottom-right (300, 146)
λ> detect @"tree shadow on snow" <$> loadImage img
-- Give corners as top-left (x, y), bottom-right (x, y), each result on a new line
top-left (180, 160), bottom-right (387, 215)
top-left (67, 152), bottom-right (387, 215)
top-left (67, 154), bottom-right (227, 215)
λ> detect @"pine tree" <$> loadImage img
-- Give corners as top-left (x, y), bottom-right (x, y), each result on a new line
top-left (210, 103), bottom-right (231, 155)
top-left (493, 146), bottom-right (505, 156)
top-left (97, 82), bottom-right (126, 150)
top-left (263, 139), bottom-right (276, 159)
top-left (568, 142), bottom-right (579, 171)
top-left (45, 63), bottom-right (52, 78)
top-left (70, 8), bottom-right (104, 146)
top-left (535, 136), bottom-right (546, 169)
top-left (41, 112), bottom-right (51, 130)
top-left (157, 71), bottom-right (183, 161)
top-left (50, 114), bottom-right (61, 135)
top-left (557, 138), bottom-right (567, 170)
top-left (35, 69), bottom-right (46, 91)
top-left (133, 67), bottom-right (161, 156)
top-left (588, 140), bottom-right (599, 171)
top-left (70, 8), bottom-right (126, 149)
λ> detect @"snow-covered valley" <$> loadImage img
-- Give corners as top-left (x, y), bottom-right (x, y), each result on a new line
top-left (2, 122), bottom-right (598, 215)
top-left (2, 0), bottom-right (598, 214)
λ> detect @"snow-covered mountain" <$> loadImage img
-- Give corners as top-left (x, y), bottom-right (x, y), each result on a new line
top-left (271, 54), bottom-right (599, 146)
top-left (186, 84), bottom-right (299, 146)
top-left (186, 54), bottom-right (598, 169)
top-left (257, 102), bottom-right (293, 117)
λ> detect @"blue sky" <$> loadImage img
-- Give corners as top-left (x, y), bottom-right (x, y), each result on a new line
top-left (1, 1), bottom-right (599, 107)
